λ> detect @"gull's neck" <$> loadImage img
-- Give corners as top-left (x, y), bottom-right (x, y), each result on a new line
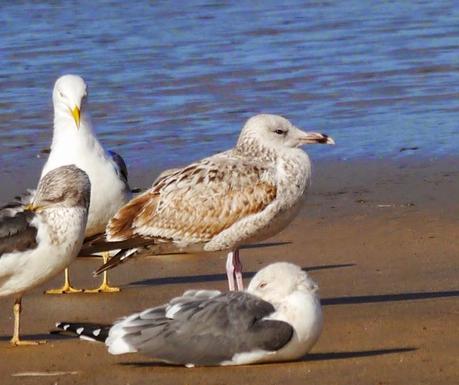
top-left (235, 137), bottom-right (279, 164)
top-left (42, 108), bottom-right (105, 179)
top-left (52, 108), bottom-right (96, 145)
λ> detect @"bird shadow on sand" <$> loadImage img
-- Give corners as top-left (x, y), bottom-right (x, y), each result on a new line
top-left (0, 333), bottom-right (73, 342)
top-left (239, 241), bottom-right (291, 250)
top-left (125, 263), bottom-right (355, 288)
top-left (305, 347), bottom-right (416, 361)
top-left (322, 290), bottom-right (459, 306)
top-left (118, 347), bottom-right (416, 368)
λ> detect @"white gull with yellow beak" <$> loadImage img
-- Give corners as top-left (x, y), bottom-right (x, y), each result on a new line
top-left (41, 75), bottom-right (131, 294)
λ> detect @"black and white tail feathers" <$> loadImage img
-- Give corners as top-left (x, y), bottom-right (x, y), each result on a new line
top-left (55, 322), bottom-right (112, 343)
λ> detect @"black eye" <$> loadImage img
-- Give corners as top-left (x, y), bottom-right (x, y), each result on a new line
top-left (259, 282), bottom-right (267, 289)
top-left (59, 90), bottom-right (64, 98)
top-left (274, 129), bottom-right (285, 135)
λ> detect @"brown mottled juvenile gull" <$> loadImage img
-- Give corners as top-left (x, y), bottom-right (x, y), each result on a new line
top-left (56, 262), bottom-right (323, 366)
top-left (82, 114), bottom-right (334, 291)
top-left (0, 165), bottom-right (90, 345)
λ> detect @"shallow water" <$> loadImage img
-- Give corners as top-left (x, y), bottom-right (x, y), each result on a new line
top-left (1, 0), bottom-right (459, 186)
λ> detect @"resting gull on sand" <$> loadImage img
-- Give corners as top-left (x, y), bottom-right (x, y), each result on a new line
top-left (38, 74), bottom-right (131, 294)
top-left (56, 262), bottom-right (323, 366)
top-left (0, 166), bottom-right (90, 345)
top-left (82, 114), bottom-right (334, 291)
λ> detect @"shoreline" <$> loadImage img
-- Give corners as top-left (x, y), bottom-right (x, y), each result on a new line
top-left (0, 154), bottom-right (458, 384)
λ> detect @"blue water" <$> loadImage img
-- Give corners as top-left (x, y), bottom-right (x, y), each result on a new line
top-left (1, 0), bottom-right (459, 183)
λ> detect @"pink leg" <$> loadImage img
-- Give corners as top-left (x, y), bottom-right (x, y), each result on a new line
top-left (233, 249), bottom-right (244, 291)
top-left (226, 252), bottom-right (236, 291)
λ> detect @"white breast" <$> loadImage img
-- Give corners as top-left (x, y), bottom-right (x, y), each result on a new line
top-left (42, 132), bottom-right (129, 236)
top-left (261, 291), bottom-right (323, 363)
top-left (0, 207), bottom-right (87, 297)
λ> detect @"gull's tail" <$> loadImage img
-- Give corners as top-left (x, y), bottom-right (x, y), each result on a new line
top-left (94, 248), bottom-right (136, 275)
top-left (54, 322), bottom-right (111, 343)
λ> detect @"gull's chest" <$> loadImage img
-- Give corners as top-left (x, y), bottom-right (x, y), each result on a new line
top-left (42, 208), bottom-right (86, 247)
top-left (275, 153), bottom-right (311, 206)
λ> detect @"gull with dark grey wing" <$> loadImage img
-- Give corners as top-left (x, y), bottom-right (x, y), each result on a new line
top-left (56, 262), bottom-right (323, 366)
top-left (0, 165), bottom-right (90, 345)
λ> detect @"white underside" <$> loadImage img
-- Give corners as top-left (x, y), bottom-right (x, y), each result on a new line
top-left (0, 207), bottom-right (87, 297)
top-left (222, 291), bottom-right (323, 366)
top-left (42, 118), bottom-right (129, 236)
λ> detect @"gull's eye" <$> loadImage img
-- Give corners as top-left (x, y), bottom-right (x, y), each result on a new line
top-left (258, 282), bottom-right (267, 289)
top-left (274, 129), bottom-right (285, 135)
top-left (58, 90), bottom-right (64, 98)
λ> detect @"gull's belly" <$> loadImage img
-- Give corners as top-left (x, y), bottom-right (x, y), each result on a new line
top-left (244, 199), bottom-right (304, 244)
top-left (204, 197), bottom-right (305, 252)
top-left (44, 151), bottom-right (128, 236)
top-left (0, 211), bottom-right (86, 296)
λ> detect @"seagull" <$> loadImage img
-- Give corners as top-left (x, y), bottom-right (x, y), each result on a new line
top-left (82, 114), bottom-right (334, 291)
top-left (56, 262), bottom-right (323, 366)
top-left (40, 74), bottom-right (131, 294)
top-left (0, 165), bottom-right (90, 345)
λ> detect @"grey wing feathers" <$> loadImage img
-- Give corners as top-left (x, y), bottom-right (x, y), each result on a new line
top-left (0, 208), bottom-right (38, 256)
top-left (108, 291), bottom-right (293, 365)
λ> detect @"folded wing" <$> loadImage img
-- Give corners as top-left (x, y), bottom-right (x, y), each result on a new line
top-left (106, 290), bottom-right (293, 366)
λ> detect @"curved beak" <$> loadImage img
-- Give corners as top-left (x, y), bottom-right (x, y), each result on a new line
top-left (70, 106), bottom-right (81, 129)
top-left (298, 132), bottom-right (335, 145)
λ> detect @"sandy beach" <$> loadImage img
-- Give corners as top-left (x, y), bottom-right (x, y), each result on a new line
top-left (1, 157), bottom-right (458, 384)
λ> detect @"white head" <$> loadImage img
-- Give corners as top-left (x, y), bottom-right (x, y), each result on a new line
top-left (247, 262), bottom-right (319, 306)
top-left (237, 114), bottom-right (334, 155)
top-left (53, 74), bottom-right (88, 129)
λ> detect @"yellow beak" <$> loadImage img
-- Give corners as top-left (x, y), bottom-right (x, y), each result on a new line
top-left (71, 106), bottom-right (81, 129)
top-left (24, 204), bottom-right (44, 212)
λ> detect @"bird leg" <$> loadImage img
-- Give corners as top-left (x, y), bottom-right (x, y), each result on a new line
top-left (226, 251), bottom-right (236, 291)
top-left (10, 297), bottom-right (46, 346)
top-left (226, 250), bottom-right (244, 291)
top-left (233, 249), bottom-right (244, 291)
top-left (83, 252), bottom-right (121, 293)
top-left (45, 268), bottom-right (82, 294)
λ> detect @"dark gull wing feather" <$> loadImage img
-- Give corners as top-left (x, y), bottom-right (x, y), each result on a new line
top-left (107, 150), bottom-right (143, 194)
top-left (0, 207), bottom-right (38, 257)
top-left (108, 150), bottom-right (128, 185)
top-left (107, 291), bottom-right (293, 365)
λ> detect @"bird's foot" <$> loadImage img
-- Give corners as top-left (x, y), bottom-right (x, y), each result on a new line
top-left (10, 338), bottom-right (47, 347)
top-left (82, 282), bottom-right (121, 294)
top-left (45, 283), bottom-right (82, 295)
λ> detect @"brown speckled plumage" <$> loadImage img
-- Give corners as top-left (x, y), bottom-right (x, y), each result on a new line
top-left (89, 114), bottom-right (334, 281)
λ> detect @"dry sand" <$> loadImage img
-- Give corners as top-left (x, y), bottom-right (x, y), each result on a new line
top-left (1, 157), bottom-right (458, 384)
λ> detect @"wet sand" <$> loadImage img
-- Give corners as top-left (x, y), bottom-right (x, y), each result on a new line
top-left (1, 157), bottom-right (458, 384)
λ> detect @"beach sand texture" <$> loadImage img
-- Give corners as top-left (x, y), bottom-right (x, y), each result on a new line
top-left (1, 158), bottom-right (458, 384)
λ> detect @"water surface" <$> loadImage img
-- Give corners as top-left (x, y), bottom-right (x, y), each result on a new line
top-left (1, 0), bottom-right (459, 190)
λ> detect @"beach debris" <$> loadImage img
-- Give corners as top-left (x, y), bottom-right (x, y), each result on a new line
top-left (399, 146), bottom-right (419, 152)
top-left (12, 371), bottom-right (79, 377)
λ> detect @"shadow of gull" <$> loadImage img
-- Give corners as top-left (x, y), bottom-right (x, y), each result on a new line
top-left (119, 347), bottom-right (416, 368)
top-left (322, 290), bottom-right (459, 306)
top-left (305, 347), bottom-right (417, 361)
top-left (0, 333), bottom-right (73, 342)
top-left (126, 263), bottom-right (355, 288)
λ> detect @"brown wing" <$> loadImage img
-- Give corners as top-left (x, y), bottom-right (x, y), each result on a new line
top-left (107, 156), bottom-right (277, 243)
